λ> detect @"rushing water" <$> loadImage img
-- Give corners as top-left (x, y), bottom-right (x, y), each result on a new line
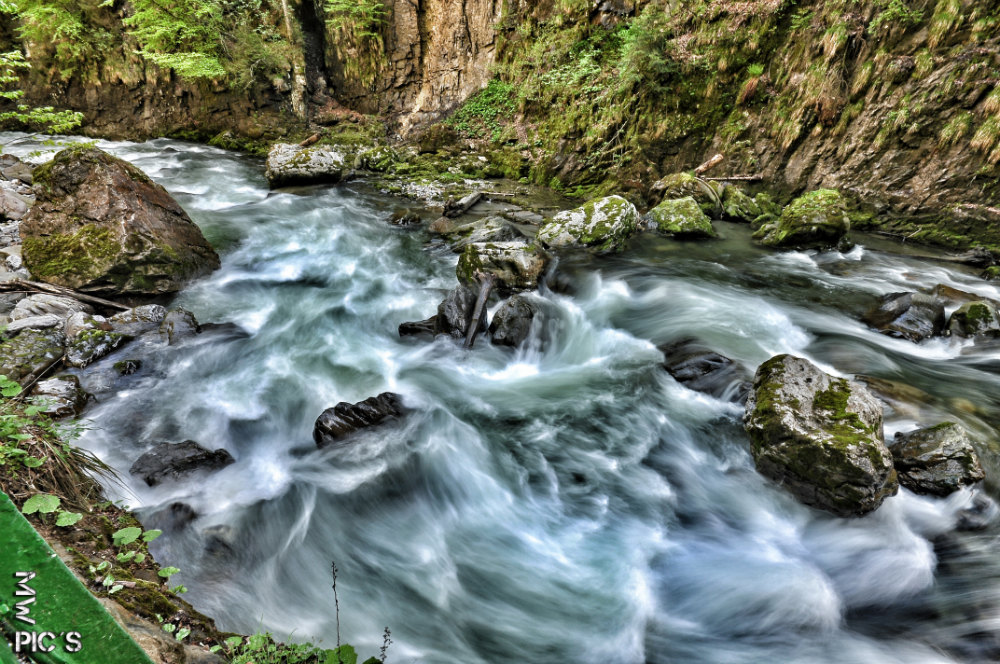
top-left (6, 134), bottom-right (1000, 663)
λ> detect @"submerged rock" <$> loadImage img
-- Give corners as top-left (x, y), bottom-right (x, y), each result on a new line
top-left (536, 195), bottom-right (639, 254)
top-left (21, 146), bottom-right (220, 296)
top-left (265, 143), bottom-right (350, 188)
top-left (489, 295), bottom-right (538, 347)
top-left (862, 292), bottom-right (946, 342)
top-left (456, 241), bottom-right (549, 294)
top-left (130, 441), bottom-right (235, 487)
top-left (889, 423), bottom-right (985, 496)
top-left (753, 189), bottom-right (850, 250)
top-left (743, 354), bottom-right (897, 517)
top-left (313, 392), bottom-right (405, 448)
top-left (649, 197), bottom-right (717, 239)
top-left (659, 339), bottom-right (750, 402)
top-left (29, 375), bottom-right (89, 418)
top-left (947, 301), bottom-right (1000, 338)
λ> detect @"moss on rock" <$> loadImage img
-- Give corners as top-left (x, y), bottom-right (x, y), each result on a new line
top-left (536, 195), bottom-right (639, 254)
top-left (649, 196), bottom-right (718, 239)
top-left (754, 188), bottom-right (850, 250)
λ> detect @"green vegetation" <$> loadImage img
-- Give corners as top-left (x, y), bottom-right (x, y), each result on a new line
top-left (447, 80), bottom-right (517, 142)
top-left (324, 0), bottom-right (387, 88)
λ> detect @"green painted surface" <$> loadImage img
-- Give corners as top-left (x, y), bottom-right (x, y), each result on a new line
top-left (0, 492), bottom-right (154, 664)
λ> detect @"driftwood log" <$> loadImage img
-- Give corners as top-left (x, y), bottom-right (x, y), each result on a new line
top-left (0, 279), bottom-right (129, 311)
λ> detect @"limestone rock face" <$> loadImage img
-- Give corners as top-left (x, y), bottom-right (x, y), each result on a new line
top-left (890, 423), bottom-right (985, 496)
top-left (536, 196), bottom-right (639, 254)
top-left (313, 392), bottom-right (406, 448)
top-left (265, 143), bottom-right (351, 188)
top-left (753, 189), bottom-right (850, 250)
top-left (21, 147), bottom-right (220, 296)
top-left (744, 354), bottom-right (898, 517)
top-left (649, 197), bottom-right (717, 239)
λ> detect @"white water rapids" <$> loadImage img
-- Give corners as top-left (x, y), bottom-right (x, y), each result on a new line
top-left (5, 134), bottom-right (1000, 663)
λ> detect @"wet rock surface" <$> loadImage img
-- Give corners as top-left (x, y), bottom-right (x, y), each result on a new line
top-left (129, 441), bottom-right (236, 487)
top-left (862, 292), bottom-right (946, 342)
top-left (889, 423), bottom-right (986, 496)
top-left (313, 392), bottom-right (406, 448)
top-left (659, 339), bottom-right (750, 402)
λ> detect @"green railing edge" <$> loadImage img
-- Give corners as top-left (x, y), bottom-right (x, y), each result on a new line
top-left (0, 490), bottom-right (155, 664)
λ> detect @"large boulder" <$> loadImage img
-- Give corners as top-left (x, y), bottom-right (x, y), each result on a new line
top-left (265, 143), bottom-right (350, 188)
top-left (720, 186), bottom-right (762, 223)
top-left (889, 423), bottom-right (985, 496)
top-left (947, 301), bottom-right (1000, 338)
top-left (536, 195), bottom-right (639, 254)
top-left (29, 375), bottom-right (89, 418)
top-left (753, 189), bottom-right (850, 250)
top-left (744, 354), bottom-right (897, 517)
top-left (439, 216), bottom-right (524, 253)
top-left (21, 146), bottom-right (220, 296)
top-left (649, 172), bottom-right (720, 213)
top-left (129, 441), bottom-right (235, 487)
top-left (313, 392), bottom-right (405, 448)
top-left (456, 241), bottom-right (549, 294)
top-left (649, 197), bottom-right (717, 239)
top-left (862, 292), bottom-right (946, 342)
top-left (437, 284), bottom-right (487, 338)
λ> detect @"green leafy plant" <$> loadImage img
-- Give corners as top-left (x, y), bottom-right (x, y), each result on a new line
top-left (869, 0), bottom-right (924, 33)
top-left (324, 0), bottom-right (387, 88)
top-left (447, 80), bottom-right (517, 141)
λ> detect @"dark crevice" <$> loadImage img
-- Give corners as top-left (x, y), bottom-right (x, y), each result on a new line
top-left (297, 0), bottom-right (330, 107)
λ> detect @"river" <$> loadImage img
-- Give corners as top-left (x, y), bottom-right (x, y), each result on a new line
top-left (4, 134), bottom-right (1000, 663)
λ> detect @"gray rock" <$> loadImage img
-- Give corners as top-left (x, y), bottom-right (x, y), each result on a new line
top-left (313, 392), bottom-right (406, 448)
top-left (30, 375), bottom-right (89, 418)
top-left (11, 293), bottom-right (92, 321)
top-left (0, 329), bottom-right (65, 382)
top-left (456, 241), bottom-right (550, 294)
top-left (890, 423), bottom-right (985, 496)
top-left (0, 222), bottom-right (19, 248)
top-left (65, 327), bottom-right (131, 368)
top-left (437, 284), bottom-right (486, 339)
top-left (0, 185), bottom-right (30, 221)
top-left (130, 440), bottom-right (235, 487)
top-left (536, 195), bottom-right (639, 254)
top-left (159, 308), bottom-right (200, 344)
top-left (63, 311), bottom-right (101, 338)
top-left (442, 216), bottom-right (524, 253)
top-left (650, 172), bottom-right (720, 213)
top-left (0, 154), bottom-right (34, 184)
top-left (265, 143), bottom-right (350, 188)
top-left (659, 339), bottom-right (751, 403)
top-left (110, 304), bottom-right (168, 337)
top-left (947, 301), bottom-right (1000, 338)
top-left (720, 186), bottom-right (762, 223)
top-left (743, 354), bottom-right (897, 517)
top-left (862, 292), bottom-right (946, 342)
top-left (489, 295), bottom-right (538, 347)
top-left (5, 314), bottom-right (64, 334)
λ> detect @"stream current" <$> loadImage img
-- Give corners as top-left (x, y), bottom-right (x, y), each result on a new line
top-left (5, 134), bottom-right (1000, 663)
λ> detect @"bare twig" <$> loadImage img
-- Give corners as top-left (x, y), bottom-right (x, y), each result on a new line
top-left (2, 279), bottom-right (129, 311)
top-left (702, 175), bottom-right (763, 181)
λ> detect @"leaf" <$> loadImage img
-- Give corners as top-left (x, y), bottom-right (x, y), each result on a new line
top-left (108, 584), bottom-right (123, 595)
top-left (175, 627), bottom-right (191, 641)
top-left (112, 526), bottom-right (142, 546)
top-left (22, 493), bottom-right (61, 514)
top-left (55, 511), bottom-right (82, 527)
top-left (96, 561), bottom-right (111, 571)
top-left (22, 456), bottom-right (46, 468)
top-left (324, 644), bottom-right (358, 664)
top-left (162, 623), bottom-right (176, 634)
top-left (209, 645), bottom-right (221, 653)
top-left (134, 553), bottom-right (146, 564)
top-left (1, 383), bottom-right (21, 397)
top-left (171, 585), bottom-right (188, 594)
top-left (116, 550), bottom-right (136, 563)
top-left (158, 566), bottom-right (180, 578)
top-left (102, 574), bottom-right (115, 587)
top-left (142, 529), bottom-right (162, 542)
top-left (225, 636), bottom-right (244, 649)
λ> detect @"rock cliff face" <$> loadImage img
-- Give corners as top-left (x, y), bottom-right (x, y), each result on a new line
top-left (327, 0), bottom-right (502, 136)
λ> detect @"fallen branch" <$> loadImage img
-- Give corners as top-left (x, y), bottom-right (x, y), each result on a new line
top-left (464, 273), bottom-right (495, 350)
top-left (4, 279), bottom-right (129, 311)
top-left (694, 154), bottom-right (724, 175)
top-left (16, 354), bottom-right (65, 395)
top-left (298, 131), bottom-right (325, 148)
top-left (702, 175), bottom-right (763, 182)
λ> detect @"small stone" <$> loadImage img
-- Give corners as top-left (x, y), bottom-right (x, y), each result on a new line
top-left (862, 292), bottom-right (946, 342)
top-left (114, 359), bottom-right (142, 375)
top-left (5, 314), bottom-right (64, 334)
top-left (29, 375), bottom-right (89, 418)
top-left (110, 304), bottom-right (168, 337)
top-left (65, 327), bottom-right (131, 368)
top-left (159, 308), bottom-right (200, 344)
top-left (947, 301), bottom-right (1000, 338)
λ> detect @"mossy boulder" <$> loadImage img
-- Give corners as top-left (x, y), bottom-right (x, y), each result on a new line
top-left (66, 326), bottom-right (132, 369)
top-left (744, 354), bottom-right (897, 517)
top-left (265, 143), bottom-right (351, 187)
top-left (0, 329), bottom-right (65, 383)
top-left (21, 146), bottom-right (220, 296)
top-left (862, 292), bottom-right (946, 342)
top-left (649, 172), bottom-right (720, 213)
top-left (947, 301), bottom-right (1000, 338)
top-left (889, 423), bottom-right (985, 496)
top-left (536, 195), bottom-right (639, 254)
top-left (720, 186), bottom-right (763, 223)
top-left (753, 189), bottom-right (850, 250)
top-left (456, 241), bottom-right (550, 294)
top-left (649, 197), bottom-right (717, 239)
